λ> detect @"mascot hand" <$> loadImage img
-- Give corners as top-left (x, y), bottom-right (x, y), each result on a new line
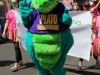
top-left (19, 0), bottom-right (34, 28)
top-left (60, 8), bottom-right (72, 27)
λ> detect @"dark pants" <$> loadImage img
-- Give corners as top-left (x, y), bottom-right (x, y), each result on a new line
top-left (13, 42), bottom-right (22, 63)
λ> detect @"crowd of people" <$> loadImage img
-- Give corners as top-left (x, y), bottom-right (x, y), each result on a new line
top-left (61, 0), bottom-right (100, 11)
top-left (0, 0), bottom-right (100, 73)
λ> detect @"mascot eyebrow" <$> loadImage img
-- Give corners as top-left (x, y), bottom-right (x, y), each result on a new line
top-left (19, 0), bottom-right (74, 75)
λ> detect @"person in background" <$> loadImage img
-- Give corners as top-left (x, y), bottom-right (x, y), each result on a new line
top-left (62, 0), bottom-right (74, 11)
top-left (0, 1), bottom-right (6, 43)
top-left (2, 0), bottom-right (23, 71)
top-left (73, 2), bottom-right (79, 11)
top-left (77, 2), bottom-right (100, 71)
top-left (89, 0), bottom-right (94, 6)
top-left (0, 0), bottom-right (7, 13)
top-left (75, 0), bottom-right (83, 11)
top-left (82, 1), bottom-right (91, 11)
top-left (91, 0), bottom-right (100, 46)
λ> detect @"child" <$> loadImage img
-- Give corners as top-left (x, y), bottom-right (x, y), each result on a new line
top-left (77, 1), bottom-right (100, 71)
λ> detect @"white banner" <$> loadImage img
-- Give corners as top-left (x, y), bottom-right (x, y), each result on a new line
top-left (68, 11), bottom-right (92, 61)
top-left (14, 8), bottom-right (27, 50)
top-left (14, 10), bottom-right (92, 61)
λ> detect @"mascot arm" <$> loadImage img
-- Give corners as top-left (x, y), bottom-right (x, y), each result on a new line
top-left (60, 8), bottom-right (72, 27)
top-left (19, 0), bottom-right (34, 29)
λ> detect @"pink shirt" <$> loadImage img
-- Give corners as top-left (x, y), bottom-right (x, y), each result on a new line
top-left (96, 16), bottom-right (100, 37)
top-left (6, 10), bottom-right (18, 42)
top-left (6, 10), bottom-right (16, 28)
top-left (91, 6), bottom-right (98, 17)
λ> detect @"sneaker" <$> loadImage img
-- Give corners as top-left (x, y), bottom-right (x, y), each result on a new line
top-left (10, 66), bottom-right (18, 70)
top-left (76, 66), bottom-right (83, 71)
top-left (95, 62), bottom-right (100, 68)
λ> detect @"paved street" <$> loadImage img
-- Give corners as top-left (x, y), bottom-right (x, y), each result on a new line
top-left (0, 43), bottom-right (100, 75)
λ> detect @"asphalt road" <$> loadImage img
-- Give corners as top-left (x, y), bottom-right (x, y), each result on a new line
top-left (0, 43), bottom-right (100, 75)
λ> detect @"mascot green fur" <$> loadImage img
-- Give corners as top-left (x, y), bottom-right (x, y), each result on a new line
top-left (19, 0), bottom-right (74, 75)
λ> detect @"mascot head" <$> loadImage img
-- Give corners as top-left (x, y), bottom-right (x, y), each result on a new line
top-left (32, 0), bottom-right (60, 13)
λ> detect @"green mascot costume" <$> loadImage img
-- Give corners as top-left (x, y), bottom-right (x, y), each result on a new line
top-left (19, 0), bottom-right (74, 75)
